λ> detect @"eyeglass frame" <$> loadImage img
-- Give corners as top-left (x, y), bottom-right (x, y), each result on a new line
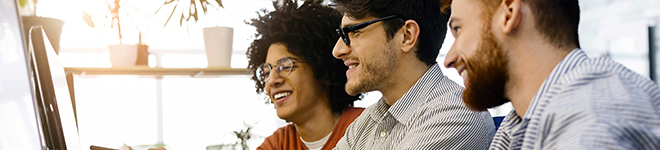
top-left (255, 57), bottom-right (303, 83)
top-left (336, 15), bottom-right (399, 46)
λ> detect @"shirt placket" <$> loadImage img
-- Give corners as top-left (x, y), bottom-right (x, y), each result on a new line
top-left (372, 113), bottom-right (398, 150)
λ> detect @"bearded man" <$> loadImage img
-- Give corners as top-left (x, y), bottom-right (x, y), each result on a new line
top-left (445, 0), bottom-right (660, 149)
top-left (331, 0), bottom-right (495, 149)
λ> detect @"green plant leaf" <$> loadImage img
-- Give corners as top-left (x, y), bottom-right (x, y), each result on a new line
top-left (18, 0), bottom-right (27, 7)
top-left (82, 11), bottom-right (95, 28)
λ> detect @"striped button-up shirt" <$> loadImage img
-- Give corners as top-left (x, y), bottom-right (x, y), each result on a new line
top-left (490, 49), bottom-right (660, 149)
top-left (334, 63), bottom-right (496, 150)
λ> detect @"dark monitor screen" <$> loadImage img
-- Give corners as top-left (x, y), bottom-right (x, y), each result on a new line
top-left (0, 0), bottom-right (43, 149)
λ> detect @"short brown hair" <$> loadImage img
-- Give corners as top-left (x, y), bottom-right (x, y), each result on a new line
top-left (333, 0), bottom-right (452, 66)
top-left (452, 0), bottom-right (581, 49)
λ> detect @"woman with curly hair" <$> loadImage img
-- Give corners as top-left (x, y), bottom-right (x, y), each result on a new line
top-left (246, 1), bottom-right (363, 150)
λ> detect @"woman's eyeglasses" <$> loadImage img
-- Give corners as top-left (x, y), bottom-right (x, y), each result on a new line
top-left (256, 57), bottom-right (300, 83)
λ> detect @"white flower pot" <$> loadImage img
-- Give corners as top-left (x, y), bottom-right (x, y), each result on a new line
top-left (109, 44), bottom-right (138, 67)
top-left (203, 26), bottom-right (234, 67)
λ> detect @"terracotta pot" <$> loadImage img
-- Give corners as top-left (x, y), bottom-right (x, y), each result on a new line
top-left (136, 44), bottom-right (149, 66)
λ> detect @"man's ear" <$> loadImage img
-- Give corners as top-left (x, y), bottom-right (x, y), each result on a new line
top-left (401, 20), bottom-right (420, 53)
top-left (500, 0), bottom-right (522, 34)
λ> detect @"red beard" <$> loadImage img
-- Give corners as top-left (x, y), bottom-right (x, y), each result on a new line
top-left (462, 27), bottom-right (511, 111)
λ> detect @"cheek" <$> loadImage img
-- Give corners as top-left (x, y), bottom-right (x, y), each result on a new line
top-left (264, 86), bottom-right (271, 96)
top-left (456, 34), bottom-right (482, 56)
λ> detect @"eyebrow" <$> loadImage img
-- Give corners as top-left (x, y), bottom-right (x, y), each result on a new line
top-left (448, 17), bottom-right (460, 29)
top-left (341, 21), bottom-right (357, 27)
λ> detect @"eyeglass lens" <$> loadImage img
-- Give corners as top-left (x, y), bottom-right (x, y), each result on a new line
top-left (256, 57), bottom-right (294, 83)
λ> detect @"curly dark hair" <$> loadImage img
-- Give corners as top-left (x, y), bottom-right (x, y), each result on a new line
top-left (332, 0), bottom-right (452, 66)
top-left (246, 0), bottom-right (362, 114)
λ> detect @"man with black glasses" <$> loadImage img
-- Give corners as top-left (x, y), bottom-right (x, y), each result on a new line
top-left (331, 0), bottom-right (495, 149)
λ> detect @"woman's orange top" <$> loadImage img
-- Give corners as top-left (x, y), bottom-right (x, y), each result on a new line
top-left (256, 107), bottom-right (365, 150)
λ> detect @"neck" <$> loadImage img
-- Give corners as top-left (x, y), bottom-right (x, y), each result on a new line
top-left (381, 61), bottom-right (431, 106)
top-left (505, 39), bottom-right (574, 117)
top-left (293, 104), bottom-right (340, 142)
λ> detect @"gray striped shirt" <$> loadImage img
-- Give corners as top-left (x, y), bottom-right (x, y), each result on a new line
top-left (490, 49), bottom-right (660, 150)
top-left (334, 63), bottom-right (495, 150)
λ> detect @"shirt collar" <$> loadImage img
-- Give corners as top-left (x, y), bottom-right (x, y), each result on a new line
top-left (369, 97), bottom-right (390, 122)
top-left (522, 48), bottom-right (588, 119)
top-left (386, 63), bottom-right (445, 126)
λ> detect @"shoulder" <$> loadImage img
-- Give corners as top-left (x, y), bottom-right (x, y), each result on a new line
top-left (339, 107), bottom-right (364, 124)
top-left (398, 77), bottom-right (495, 149)
top-left (420, 74), bottom-right (485, 122)
top-left (535, 58), bottom-right (660, 149)
top-left (341, 104), bottom-right (379, 138)
top-left (262, 124), bottom-right (297, 142)
top-left (549, 57), bottom-right (660, 112)
top-left (334, 107), bottom-right (365, 134)
top-left (345, 105), bottom-right (375, 130)
top-left (257, 124), bottom-right (297, 150)
top-left (324, 107), bottom-right (366, 150)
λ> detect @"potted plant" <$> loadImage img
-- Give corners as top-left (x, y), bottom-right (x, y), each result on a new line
top-left (18, 0), bottom-right (65, 54)
top-left (206, 122), bottom-right (257, 150)
top-left (83, 0), bottom-right (147, 67)
top-left (154, 0), bottom-right (233, 67)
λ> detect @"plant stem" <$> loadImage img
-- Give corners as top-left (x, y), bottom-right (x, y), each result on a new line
top-left (114, 0), bottom-right (123, 44)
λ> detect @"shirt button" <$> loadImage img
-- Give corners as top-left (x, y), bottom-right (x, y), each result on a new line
top-left (380, 131), bottom-right (387, 137)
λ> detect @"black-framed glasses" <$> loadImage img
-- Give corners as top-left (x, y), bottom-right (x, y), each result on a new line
top-left (336, 15), bottom-right (399, 46)
top-left (256, 57), bottom-right (301, 83)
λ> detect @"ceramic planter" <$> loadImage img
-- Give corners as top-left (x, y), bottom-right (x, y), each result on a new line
top-left (203, 26), bottom-right (234, 67)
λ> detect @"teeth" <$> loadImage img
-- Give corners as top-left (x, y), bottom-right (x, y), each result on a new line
top-left (273, 92), bottom-right (292, 100)
top-left (348, 64), bottom-right (358, 69)
top-left (461, 69), bottom-right (467, 77)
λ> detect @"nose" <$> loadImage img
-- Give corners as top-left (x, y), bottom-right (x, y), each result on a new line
top-left (443, 45), bottom-right (460, 69)
top-left (333, 38), bottom-right (351, 59)
top-left (265, 70), bottom-right (284, 88)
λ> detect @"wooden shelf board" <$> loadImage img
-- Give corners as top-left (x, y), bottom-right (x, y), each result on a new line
top-left (64, 67), bottom-right (251, 76)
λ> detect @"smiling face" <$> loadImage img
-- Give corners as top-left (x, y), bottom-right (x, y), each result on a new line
top-left (333, 15), bottom-right (398, 96)
top-left (444, 0), bottom-right (510, 111)
top-left (264, 43), bottom-right (329, 121)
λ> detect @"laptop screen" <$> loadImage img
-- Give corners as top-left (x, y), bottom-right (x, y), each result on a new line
top-left (35, 26), bottom-right (83, 150)
top-left (29, 26), bottom-right (83, 150)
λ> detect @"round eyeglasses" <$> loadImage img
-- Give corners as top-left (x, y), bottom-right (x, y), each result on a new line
top-left (255, 57), bottom-right (299, 83)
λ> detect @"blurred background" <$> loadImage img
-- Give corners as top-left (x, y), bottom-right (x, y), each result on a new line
top-left (11, 0), bottom-right (660, 149)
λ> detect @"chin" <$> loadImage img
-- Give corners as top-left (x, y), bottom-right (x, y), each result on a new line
top-left (275, 109), bottom-right (293, 121)
top-left (344, 81), bottom-right (361, 96)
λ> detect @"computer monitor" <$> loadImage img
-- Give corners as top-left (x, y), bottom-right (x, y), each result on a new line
top-left (0, 0), bottom-right (43, 149)
top-left (28, 26), bottom-right (82, 150)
